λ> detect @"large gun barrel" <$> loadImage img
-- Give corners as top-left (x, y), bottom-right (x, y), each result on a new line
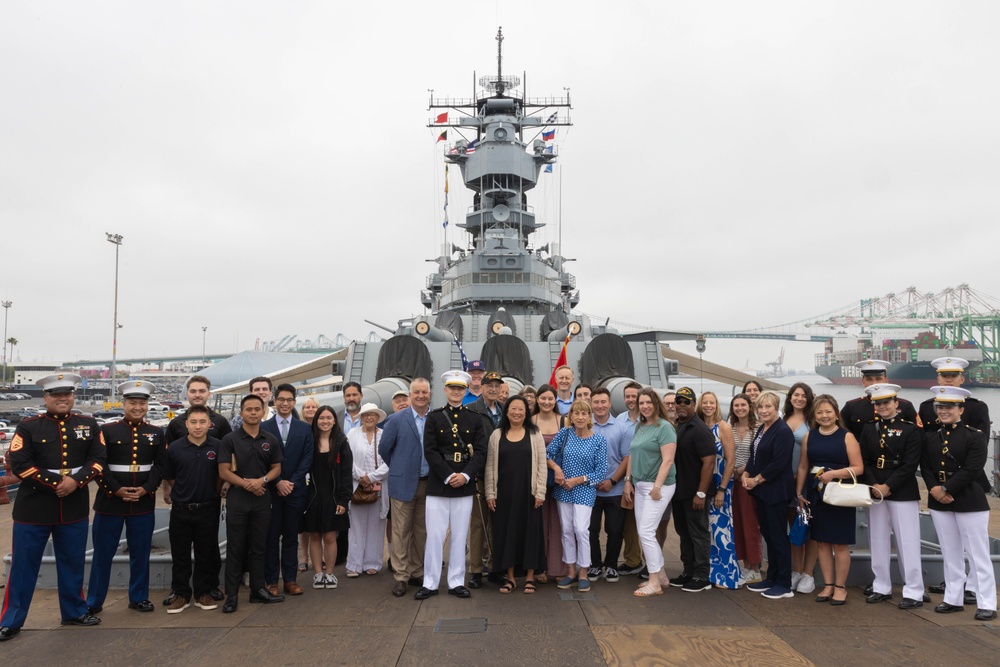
top-left (413, 317), bottom-right (456, 342)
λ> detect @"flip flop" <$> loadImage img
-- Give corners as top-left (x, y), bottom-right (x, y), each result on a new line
top-left (523, 581), bottom-right (537, 594)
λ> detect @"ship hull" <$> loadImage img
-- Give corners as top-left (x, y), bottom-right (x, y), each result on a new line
top-left (814, 360), bottom-right (981, 388)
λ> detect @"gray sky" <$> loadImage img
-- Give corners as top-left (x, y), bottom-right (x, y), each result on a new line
top-left (3, 1), bottom-right (998, 373)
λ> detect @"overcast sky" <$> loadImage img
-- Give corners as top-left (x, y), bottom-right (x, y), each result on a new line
top-left (3, 1), bottom-right (998, 374)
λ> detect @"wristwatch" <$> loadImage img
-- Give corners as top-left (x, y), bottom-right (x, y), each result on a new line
top-left (695, 491), bottom-right (706, 499)
top-left (261, 477), bottom-right (268, 486)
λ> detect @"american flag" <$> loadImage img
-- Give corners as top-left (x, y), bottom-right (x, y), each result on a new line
top-left (452, 333), bottom-right (470, 371)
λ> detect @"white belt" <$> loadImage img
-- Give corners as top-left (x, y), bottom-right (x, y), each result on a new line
top-left (47, 467), bottom-right (83, 475)
top-left (108, 464), bottom-right (153, 473)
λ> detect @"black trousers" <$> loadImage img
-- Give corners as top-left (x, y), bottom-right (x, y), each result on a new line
top-left (672, 497), bottom-right (711, 579)
top-left (225, 488), bottom-right (271, 597)
top-left (589, 495), bottom-right (625, 569)
top-left (265, 492), bottom-right (306, 585)
top-left (169, 500), bottom-right (222, 599)
top-left (755, 497), bottom-right (792, 589)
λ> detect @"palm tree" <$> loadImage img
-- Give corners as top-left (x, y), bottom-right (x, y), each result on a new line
top-left (6, 337), bottom-right (16, 361)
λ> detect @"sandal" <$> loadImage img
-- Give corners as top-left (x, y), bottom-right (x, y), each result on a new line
top-left (830, 584), bottom-right (847, 606)
top-left (523, 581), bottom-right (536, 594)
top-left (297, 562), bottom-right (308, 572)
top-left (364, 569), bottom-right (378, 576)
top-left (535, 573), bottom-right (548, 584)
top-left (633, 582), bottom-right (664, 597)
top-left (346, 570), bottom-right (360, 578)
top-left (499, 579), bottom-right (517, 594)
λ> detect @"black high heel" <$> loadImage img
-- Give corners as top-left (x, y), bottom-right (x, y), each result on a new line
top-left (830, 584), bottom-right (847, 606)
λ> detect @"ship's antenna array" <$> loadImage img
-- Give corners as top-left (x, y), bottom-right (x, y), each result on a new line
top-left (479, 26), bottom-right (520, 94)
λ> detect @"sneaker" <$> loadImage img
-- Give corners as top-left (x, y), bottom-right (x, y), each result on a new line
top-left (668, 574), bottom-right (692, 588)
top-left (791, 572), bottom-right (802, 590)
top-left (618, 563), bottom-right (644, 576)
top-left (743, 569), bottom-right (763, 584)
top-left (325, 574), bottom-right (339, 589)
top-left (761, 585), bottom-right (795, 599)
top-left (587, 566), bottom-right (603, 579)
top-left (194, 594), bottom-right (217, 610)
top-left (682, 577), bottom-right (712, 593)
top-left (796, 574), bottom-right (816, 594)
top-left (604, 567), bottom-right (620, 583)
top-left (746, 579), bottom-right (773, 593)
top-left (167, 596), bottom-right (190, 614)
top-left (313, 573), bottom-right (326, 589)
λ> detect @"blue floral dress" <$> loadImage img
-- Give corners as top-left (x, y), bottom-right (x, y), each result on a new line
top-left (709, 423), bottom-right (741, 588)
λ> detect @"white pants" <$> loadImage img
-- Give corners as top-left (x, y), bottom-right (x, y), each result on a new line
top-left (424, 495), bottom-right (473, 591)
top-left (930, 509), bottom-right (997, 611)
top-left (557, 501), bottom-right (593, 569)
top-left (347, 501), bottom-right (386, 573)
top-left (634, 481), bottom-right (676, 575)
top-left (868, 500), bottom-right (924, 600)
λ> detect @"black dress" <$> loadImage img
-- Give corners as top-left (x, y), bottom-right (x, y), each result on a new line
top-left (301, 436), bottom-right (353, 534)
top-left (805, 427), bottom-right (856, 545)
top-left (492, 432), bottom-right (545, 571)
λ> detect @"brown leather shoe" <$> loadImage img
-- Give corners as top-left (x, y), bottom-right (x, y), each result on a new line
top-left (284, 582), bottom-right (304, 596)
top-left (266, 584), bottom-right (280, 597)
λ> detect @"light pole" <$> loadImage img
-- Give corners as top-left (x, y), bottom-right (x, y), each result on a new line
top-left (202, 326), bottom-right (208, 367)
top-left (1, 300), bottom-right (10, 386)
top-left (106, 233), bottom-right (123, 404)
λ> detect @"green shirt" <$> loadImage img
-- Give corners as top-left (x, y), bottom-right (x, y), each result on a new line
top-left (630, 419), bottom-right (676, 485)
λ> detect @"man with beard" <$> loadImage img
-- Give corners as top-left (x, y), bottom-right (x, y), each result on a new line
top-left (342, 382), bottom-right (364, 435)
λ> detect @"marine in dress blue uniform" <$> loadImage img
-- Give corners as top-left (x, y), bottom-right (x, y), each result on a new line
top-left (0, 373), bottom-right (106, 641)
top-left (86, 381), bottom-right (166, 614)
top-left (840, 360), bottom-right (920, 440)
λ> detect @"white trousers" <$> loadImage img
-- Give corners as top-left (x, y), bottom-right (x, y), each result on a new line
top-left (557, 501), bottom-right (593, 569)
top-left (634, 481), bottom-right (676, 575)
top-left (424, 495), bottom-right (473, 591)
top-left (347, 501), bottom-right (386, 573)
top-left (868, 500), bottom-right (924, 600)
top-left (930, 509), bottom-right (997, 610)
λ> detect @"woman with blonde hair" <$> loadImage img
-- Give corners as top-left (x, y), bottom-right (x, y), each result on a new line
top-left (698, 391), bottom-right (739, 589)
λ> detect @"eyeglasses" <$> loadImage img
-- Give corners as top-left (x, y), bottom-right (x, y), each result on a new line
top-left (274, 397), bottom-right (296, 403)
top-left (675, 398), bottom-right (692, 405)
top-left (663, 401), bottom-right (676, 406)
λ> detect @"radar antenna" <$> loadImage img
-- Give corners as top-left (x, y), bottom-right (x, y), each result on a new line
top-left (479, 26), bottom-right (520, 94)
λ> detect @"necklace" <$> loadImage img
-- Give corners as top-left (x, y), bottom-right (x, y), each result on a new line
top-left (818, 426), bottom-right (837, 436)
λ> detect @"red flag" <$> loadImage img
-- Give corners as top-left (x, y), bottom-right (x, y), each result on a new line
top-left (548, 334), bottom-right (570, 386)
top-left (437, 130), bottom-right (447, 143)
top-left (435, 112), bottom-right (448, 123)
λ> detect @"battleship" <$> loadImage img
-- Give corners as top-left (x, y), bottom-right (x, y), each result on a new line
top-left (309, 29), bottom-right (677, 415)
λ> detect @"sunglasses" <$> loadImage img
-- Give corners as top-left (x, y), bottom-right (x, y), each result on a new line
top-left (675, 397), bottom-right (693, 406)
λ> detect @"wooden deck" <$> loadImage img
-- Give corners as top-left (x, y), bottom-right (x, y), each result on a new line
top-left (3, 497), bottom-right (1000, 666)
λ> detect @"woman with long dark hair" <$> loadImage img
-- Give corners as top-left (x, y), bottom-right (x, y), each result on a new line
top-left (533, 384), bottom-right (566, 582)
top-left (485, 395), bottom-right (547, 594)
top-left (783, 382), bottom-right (817, 594)
top-left (301, 406), bottom-right (353, 589)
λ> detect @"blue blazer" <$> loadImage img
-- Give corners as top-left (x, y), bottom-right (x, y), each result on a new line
top-left (745, 419), bottom-right (795, 505)
top-left (262, 415), bottom-right (314, 499)
top-left (379, 409), bottom-right (426, 503)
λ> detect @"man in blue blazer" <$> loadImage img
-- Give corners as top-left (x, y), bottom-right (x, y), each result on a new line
top-left (262, 383), bottom-right (314, 596)
top-left (379, 378), bottom-right (432, 598)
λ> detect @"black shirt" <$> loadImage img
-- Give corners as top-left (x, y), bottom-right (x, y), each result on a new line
top-left (673, 415), bottom-right (716, 500)
top-left (161, 436), bottom-right (222, 504)
top-left (165, 408), bottom-right (233, 442)
top-left (219, 427), bottom-right (283, 480)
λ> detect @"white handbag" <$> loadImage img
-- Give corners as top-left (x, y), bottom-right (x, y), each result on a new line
top-left (822, 469), bottom-right (883, 508)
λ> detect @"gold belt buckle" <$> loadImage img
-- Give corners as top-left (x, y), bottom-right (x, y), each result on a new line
top-left (938, 471), bottom-right (947, 483)
top-left (129, 464), bottom-right (140, 472)
top-left (59, 468), bottom-right (71, 476)
top-left (453, 452), bottom-right (462, 463)
top-left (876, 455), bottom-right (885, 470)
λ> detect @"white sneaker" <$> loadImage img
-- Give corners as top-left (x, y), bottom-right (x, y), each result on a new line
top-left (743, 569), bottom-right (763, 584)
top-left (313, 573), bottom-right (326, 589)
top-left (791, 571), bottom-right (802, 590)
top-left (325, 573), bottom-right (339, 589)
top-left (796, 574), bottom-right (816, 594)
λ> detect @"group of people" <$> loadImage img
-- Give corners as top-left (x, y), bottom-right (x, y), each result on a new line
top-left (1, 355), bottom-right (996, 641)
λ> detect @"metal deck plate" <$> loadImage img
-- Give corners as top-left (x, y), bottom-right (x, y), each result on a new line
top-left (559, 592), bottom-right (597, 601)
